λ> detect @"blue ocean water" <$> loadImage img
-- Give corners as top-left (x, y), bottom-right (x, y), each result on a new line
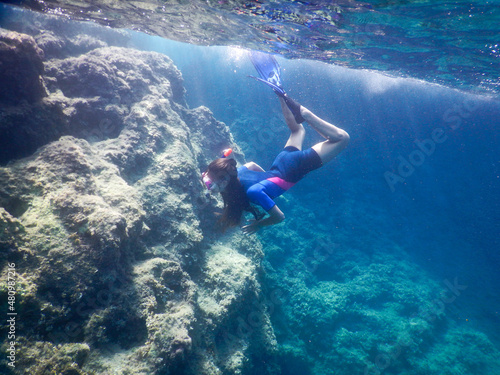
top-left (131, 33), bottom-right (499, 258)
top-left (1, 2), bottom-right (499, 373)
top-left (130, 32), bottom-right (500, 371)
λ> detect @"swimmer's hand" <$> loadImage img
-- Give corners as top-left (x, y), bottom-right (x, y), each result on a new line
top-left (241, 206), bottom-right (285, 235)
top-left (242, 220), bottom-right (261, 235)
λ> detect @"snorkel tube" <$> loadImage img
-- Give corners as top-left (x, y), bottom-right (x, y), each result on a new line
top-left (221, 148), bottom-right (233, 158)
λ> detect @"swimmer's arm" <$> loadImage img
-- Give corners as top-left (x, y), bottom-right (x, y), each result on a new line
top-left (244, 162), bottom-right (265, 172)
top-left (242, 205), bottom-right (285, 235)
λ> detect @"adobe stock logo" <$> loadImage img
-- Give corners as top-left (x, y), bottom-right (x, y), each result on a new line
top-left (384, 98), bottom-right (479, 192)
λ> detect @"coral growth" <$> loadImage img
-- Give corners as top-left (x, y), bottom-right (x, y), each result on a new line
top-left (0, 23), bottom-right (275, 374)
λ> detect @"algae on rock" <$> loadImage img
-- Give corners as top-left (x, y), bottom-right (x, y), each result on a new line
top-left (0, 25), bottom-right (276, 375)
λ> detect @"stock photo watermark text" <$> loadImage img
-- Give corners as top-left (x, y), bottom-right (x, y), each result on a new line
top-left (384, 98), bottom-right (479, 192)
top-left (5, 262), bottom-right (17, 368)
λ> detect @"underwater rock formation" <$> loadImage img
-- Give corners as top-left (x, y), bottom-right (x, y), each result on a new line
top-left (0, 30), bottom-right (46, 104)
top-left (0, 28), bottom-right (276, 374)
top-left (0, 16), bottom-right (130, 164)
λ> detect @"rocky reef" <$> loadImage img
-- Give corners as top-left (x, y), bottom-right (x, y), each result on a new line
top-left (0, 23), bottom-right (277, 374)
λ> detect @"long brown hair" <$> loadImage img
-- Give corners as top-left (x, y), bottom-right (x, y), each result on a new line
top-left (207, 158), bottom-right (252, 230)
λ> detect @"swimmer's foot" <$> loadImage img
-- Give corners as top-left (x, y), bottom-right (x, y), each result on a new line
top-left (248, 73), bottom-right (305, 123)
top-left (283, 94), bottom-right (305, 124)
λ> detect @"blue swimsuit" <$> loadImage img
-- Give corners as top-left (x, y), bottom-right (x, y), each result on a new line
top-left (238, 146), bottom-right (323, 211)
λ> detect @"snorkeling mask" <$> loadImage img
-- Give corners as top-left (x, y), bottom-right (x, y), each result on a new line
top-left (202, 172), bottom-right (221, 193)
top-left (202, 148), bottom-right (233, 194)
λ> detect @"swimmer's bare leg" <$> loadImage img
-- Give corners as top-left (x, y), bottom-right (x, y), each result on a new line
top-left (300, 106), bottom-right (350, 164)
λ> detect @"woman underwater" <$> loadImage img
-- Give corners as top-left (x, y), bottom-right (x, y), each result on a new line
top-left (202, 52), bottom-right (350, 234)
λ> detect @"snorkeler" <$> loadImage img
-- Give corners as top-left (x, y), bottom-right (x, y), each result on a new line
top-left (202, 51), bottom-right (349, 234)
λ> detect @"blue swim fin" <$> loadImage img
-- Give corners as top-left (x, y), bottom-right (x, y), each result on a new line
top-left (247, 75), bottom-right (286, 97)
top-left (248, 51), bottom-right (305, 123)
top-left (249, 51), bottom-right (285, 96)
top-left (249, 51), bottom-right (282, 87)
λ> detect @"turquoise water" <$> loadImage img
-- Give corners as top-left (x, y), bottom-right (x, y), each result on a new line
top-left (129, 23), bottom-right (500, 375)
top-left (132, 34), bottom-right (500, 374)
top-left (1, 3), bottom-right (499, 374)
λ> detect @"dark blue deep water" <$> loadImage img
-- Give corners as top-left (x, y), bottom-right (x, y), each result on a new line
top-left (1, 2), bottom-right (499, 374)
